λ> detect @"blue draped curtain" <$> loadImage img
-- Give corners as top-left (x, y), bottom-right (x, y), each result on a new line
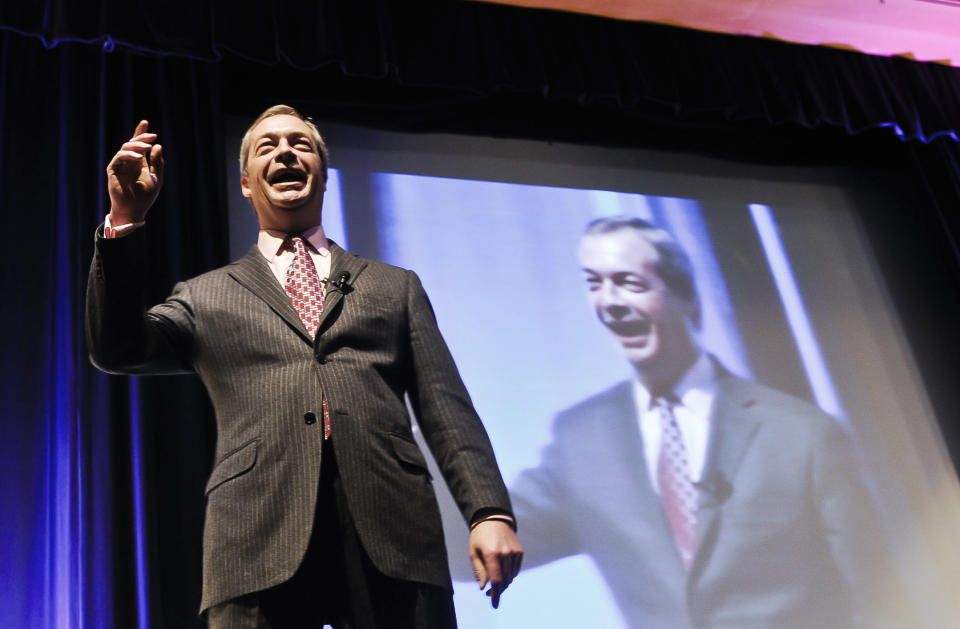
top-left (0, 32), bottom-right (227, 628)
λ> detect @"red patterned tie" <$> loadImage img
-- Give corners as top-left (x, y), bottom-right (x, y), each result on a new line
top-left (655, 396), bottom-right (697, 568)
top-left (284, 236), bottom-right (325, 338)
top-left (284, 236), bottom-right (331, 438)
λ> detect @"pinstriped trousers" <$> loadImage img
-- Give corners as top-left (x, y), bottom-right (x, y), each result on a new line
top-left (206, 439), bottom-right (457, 629)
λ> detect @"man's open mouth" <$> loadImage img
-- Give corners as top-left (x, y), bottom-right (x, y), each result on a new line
top-left (603, 318), bottom-right (651, 339)
top-left (268, 170), bottom-right (308, 186)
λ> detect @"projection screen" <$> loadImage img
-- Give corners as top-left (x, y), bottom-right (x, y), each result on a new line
top-left (226, 117), bottom-right (960, 628)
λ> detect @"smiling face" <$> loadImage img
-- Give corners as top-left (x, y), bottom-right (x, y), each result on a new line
top-left (580, 228), bottom-right (699, 389)
top-left (241, 114), bottom-right (326, 233)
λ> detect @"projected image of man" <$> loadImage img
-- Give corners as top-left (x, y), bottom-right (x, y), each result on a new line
top-left (510, 216), bottom-right (899, 629)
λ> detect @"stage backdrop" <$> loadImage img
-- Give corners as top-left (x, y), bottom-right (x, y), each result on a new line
top-left (224, 118), bottom-right (960, 627)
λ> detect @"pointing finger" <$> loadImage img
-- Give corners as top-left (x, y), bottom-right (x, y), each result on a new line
top-left (132, 120), bottom-right (150, 139)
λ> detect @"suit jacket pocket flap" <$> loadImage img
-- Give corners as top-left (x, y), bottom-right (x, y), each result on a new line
top-left (205, 439), bottom-right (259, 494)
top-left (388, 432), bottom-right (431, 479)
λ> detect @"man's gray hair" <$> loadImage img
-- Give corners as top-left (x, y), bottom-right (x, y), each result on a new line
top-left (584, 216), bottom-right (701, 327)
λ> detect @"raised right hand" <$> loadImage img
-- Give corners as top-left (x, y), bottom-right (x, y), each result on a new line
top-left (106, 120), bottom-right (164, 225)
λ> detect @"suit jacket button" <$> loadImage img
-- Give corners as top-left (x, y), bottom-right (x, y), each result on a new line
top-left (304, 412), bottom-right (317, 425)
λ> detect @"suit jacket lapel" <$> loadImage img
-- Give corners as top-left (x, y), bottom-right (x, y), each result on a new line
top-left (690, 374), bottom-right (763, 575)
top-left (318, 241), bottom-right (368, 332)
top-left (227, 245), bottom-right (315, 344)
top-left (596, 383), bottom-right (691, 581)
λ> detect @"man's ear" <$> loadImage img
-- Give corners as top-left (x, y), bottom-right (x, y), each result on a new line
top-left (240, 174), bottom-right (252, 199)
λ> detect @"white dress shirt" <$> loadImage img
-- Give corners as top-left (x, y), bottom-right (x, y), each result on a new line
top-left (633, 353), bottom-right (717, 494)
top-left (255, 224), bottom-right (331, 288)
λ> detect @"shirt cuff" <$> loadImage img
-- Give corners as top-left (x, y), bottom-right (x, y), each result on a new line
top-left (104, 214), bottom-right (145, 238)
top-left (470, 512), bottom-right (517, 532)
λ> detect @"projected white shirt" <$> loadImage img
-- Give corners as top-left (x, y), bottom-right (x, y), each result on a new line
top-left (634, 352), bottom-right (716, 492)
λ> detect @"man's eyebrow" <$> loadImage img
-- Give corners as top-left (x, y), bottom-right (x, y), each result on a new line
top-left (255, 131), bottom-right (312, 144)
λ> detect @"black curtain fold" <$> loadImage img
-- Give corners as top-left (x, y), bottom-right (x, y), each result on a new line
top-left (0, 31), bottom-right (226, 629)
top-left (903, 140), bottom-right (960, 465)
top-left (4, 2), bottom-right (960, 140)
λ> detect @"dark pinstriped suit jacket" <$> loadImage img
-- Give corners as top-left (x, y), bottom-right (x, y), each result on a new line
top-left (86, 227), bottom-right (513, 612)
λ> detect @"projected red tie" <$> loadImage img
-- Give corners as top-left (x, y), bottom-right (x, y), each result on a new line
top-left (656, 397), bottom-right (697, 568)
top-left (284, 236), bottom-right (330, 438)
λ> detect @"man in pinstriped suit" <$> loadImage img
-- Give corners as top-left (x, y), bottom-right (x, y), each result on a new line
top-left (87, 106), bottom-right (523, 628)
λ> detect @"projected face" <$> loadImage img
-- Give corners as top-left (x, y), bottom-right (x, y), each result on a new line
top-left (241, 114), bottom-right (326, 232)
top-left (580, 228), bottom-right (699, 387)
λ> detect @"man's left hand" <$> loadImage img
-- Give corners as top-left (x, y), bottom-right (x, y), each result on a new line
top-left (469, 520), bottom-right (524, 609)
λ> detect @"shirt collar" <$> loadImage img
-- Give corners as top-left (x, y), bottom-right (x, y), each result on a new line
top-left (256, 223), bottom-right (330, 262)
top-left (634, 352), bottom-right (716, 416)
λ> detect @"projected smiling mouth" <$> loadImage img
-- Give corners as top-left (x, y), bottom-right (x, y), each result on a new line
top-left (603, 318), bottom-right (652, 341)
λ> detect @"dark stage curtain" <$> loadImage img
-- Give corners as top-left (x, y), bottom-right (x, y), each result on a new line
top-left (4, 1), bottom-right (960, 141)
top-left (1, 3), bottom-right (959, 628)
top-left (0, 32), bottom-right (226, 629)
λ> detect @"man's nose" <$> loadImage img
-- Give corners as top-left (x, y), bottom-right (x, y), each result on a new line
top-left (275, 141), bottom-right (297, 162)
top-left (596, 281), bottom-right (626, 307)
top-left (594, 283), bottom-right (630, 319)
